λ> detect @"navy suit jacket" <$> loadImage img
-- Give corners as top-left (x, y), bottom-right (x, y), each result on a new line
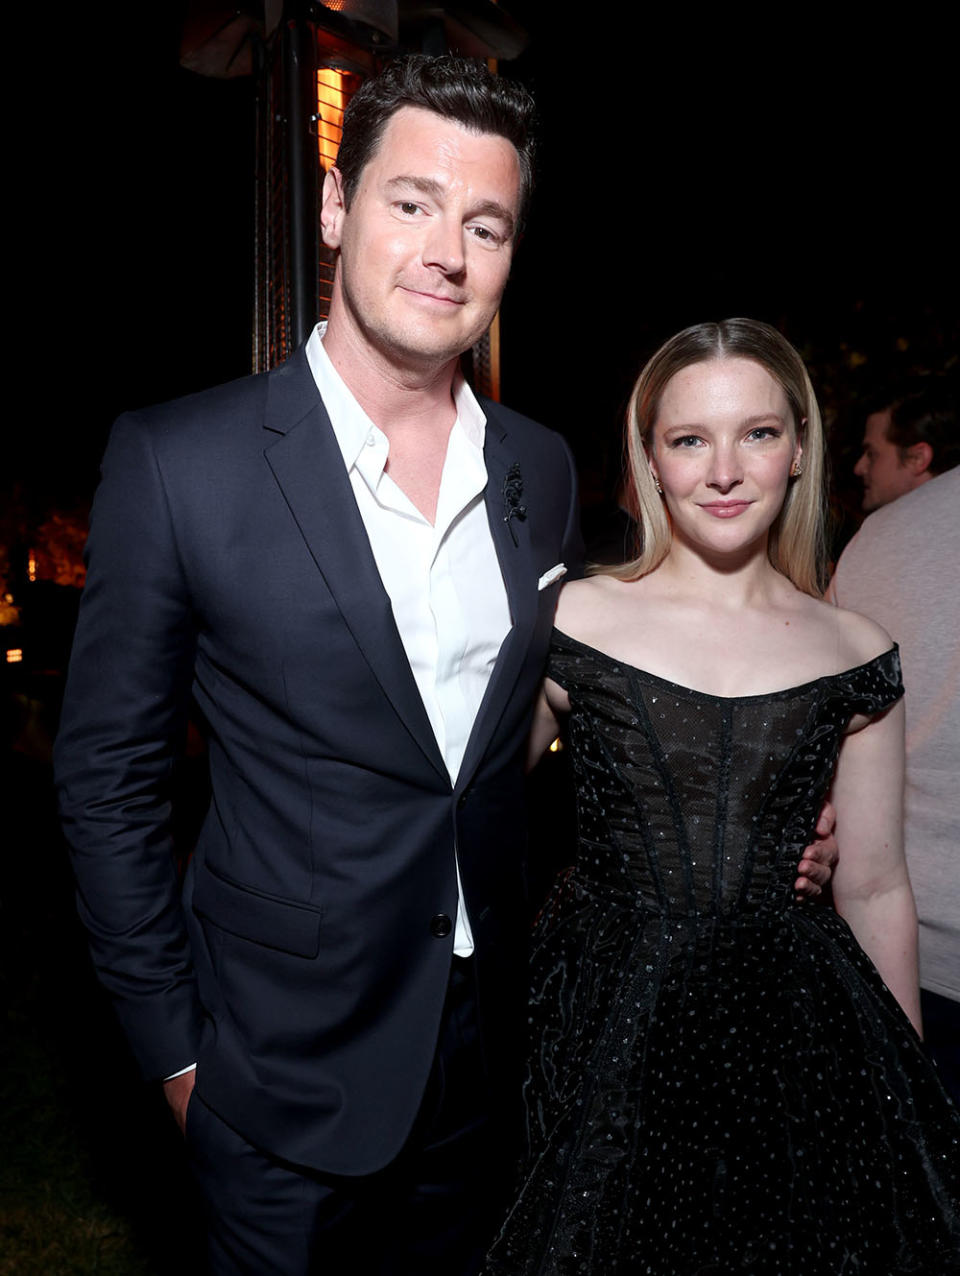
top-left (55, 349), bottom-right (582, 1175)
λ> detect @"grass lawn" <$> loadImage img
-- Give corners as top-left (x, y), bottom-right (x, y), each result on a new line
top-left (1, 753), bottom-right (203, 1274)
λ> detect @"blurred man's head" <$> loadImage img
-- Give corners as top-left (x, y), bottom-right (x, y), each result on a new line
top-left (853, 385), bottom-right (959, 512)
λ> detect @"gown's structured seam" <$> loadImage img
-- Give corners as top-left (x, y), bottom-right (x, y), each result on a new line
top-left (625, 666), bottom-right (696, 913)
top-left (712, 702), bottom-right (732, 911)
top-left (576, 683), bottom-right (670, 913)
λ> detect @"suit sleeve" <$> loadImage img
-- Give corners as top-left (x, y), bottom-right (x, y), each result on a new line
top-left (54, 412), bottom-right (204, 1080)
top-left (559, 434), bottom-right (586, 581)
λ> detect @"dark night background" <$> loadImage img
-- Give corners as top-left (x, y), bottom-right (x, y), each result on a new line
top-left (18, 5), bottom-right (959, 517)
top-left (3, 4), bottom-right (957, 1271)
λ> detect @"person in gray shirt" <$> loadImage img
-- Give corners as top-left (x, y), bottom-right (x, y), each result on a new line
top-left (830, 464), bottom-right (960, 1100)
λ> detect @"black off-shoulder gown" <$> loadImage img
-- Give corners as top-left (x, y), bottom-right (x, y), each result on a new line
top-left (485, 633), bottom-right (960, 1275)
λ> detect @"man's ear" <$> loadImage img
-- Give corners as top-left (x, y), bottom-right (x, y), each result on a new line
top-left (903, 440), bottom-right (934, 475)
top-left (320, 167), bottom-right (347, 250)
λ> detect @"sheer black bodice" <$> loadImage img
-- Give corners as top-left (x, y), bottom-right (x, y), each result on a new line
top-left (485, 632), bottom-right (960, 1275)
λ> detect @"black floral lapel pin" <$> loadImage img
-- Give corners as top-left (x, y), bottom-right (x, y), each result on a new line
top-left (502, 462), bottom-right (527, 546)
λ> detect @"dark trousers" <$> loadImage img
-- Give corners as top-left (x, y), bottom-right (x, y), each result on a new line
top-left (186, 958), bottom-right (509, 1275)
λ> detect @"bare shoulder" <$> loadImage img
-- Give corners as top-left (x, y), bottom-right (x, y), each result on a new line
top-left (551, 579), bottom-right (610, 632)
top-left (803, 594), bottom-right (895, 668)
top-left (831, 600), bottom-right (895, 665)
top-left (555, 574), bottom-right (648, 644)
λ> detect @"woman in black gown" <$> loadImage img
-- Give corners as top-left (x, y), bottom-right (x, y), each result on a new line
top-left (485, 320), bottom-right (960, 1274)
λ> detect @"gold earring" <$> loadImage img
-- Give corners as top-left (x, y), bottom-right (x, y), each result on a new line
top-left (790, 461), bottom-right (803, 478)
top-left (653, 475), bottom-right (664, 495)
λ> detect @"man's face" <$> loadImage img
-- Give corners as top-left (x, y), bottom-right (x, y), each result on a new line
top-left (853, 410), bottom-right (918, 511)
top-left (321, 106), bottom-right (521, 375)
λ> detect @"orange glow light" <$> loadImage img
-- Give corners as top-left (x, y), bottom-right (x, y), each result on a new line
top-left (6, 648), bottom-right (23, 663)
top-left (316, 69), bottom-right (349, 172)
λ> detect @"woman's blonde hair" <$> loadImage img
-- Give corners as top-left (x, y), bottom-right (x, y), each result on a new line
top-left (608, 318), bottom-right (828, 597)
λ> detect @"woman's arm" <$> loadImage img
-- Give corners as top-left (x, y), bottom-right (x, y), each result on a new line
top-left (526, 679), bottom-right (569, 772)
top-left (830, 698), bottom-right (921, 1035)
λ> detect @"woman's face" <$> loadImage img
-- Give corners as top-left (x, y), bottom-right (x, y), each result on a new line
top-left (648, 357), bottom-right (802, 560)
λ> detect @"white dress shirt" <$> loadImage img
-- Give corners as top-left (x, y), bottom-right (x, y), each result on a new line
top-left (305, 323), bottom-right (512, 956)
top-left (165, 328), bottom-right (510, 1078)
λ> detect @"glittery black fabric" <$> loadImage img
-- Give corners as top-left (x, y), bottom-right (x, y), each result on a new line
top-left (485, 631), bottom-right (960, 1275)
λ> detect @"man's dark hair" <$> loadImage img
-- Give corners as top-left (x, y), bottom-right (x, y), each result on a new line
top-left (888, 382), bottom-right (960, 475)
top-left (336, 54), bottom-right (536, 233)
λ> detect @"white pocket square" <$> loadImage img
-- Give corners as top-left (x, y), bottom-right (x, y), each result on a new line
top-left (538, 563), bottom-right (567, 591)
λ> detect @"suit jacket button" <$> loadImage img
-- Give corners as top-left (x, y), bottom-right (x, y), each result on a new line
top-left (430, 913), bottom-right (453, 938)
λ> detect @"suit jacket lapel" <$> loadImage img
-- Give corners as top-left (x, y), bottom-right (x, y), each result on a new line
top-left (456, 403), bottom-right (539, 792)
top-left (262, 352), bottom-right (448, 782)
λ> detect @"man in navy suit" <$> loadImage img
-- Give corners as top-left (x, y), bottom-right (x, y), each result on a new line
top-left (56, 56), bottom-right (582, 1273)
top-left (56, 56), bottom-right (833, 1274)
